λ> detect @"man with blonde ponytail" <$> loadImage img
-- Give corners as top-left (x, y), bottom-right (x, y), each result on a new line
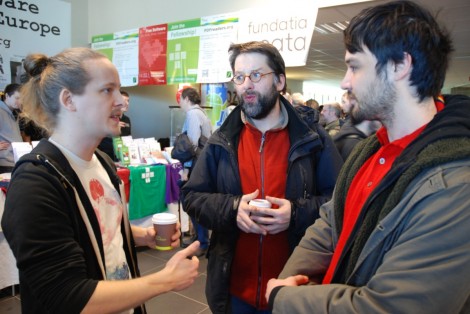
top-left (2, 47), bottom-right (200, 314)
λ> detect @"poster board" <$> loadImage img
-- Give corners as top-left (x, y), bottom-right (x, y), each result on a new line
top-left (90, 4), bottom-right (318, 87)
top-left (0, 0), bottom-right (71, 89)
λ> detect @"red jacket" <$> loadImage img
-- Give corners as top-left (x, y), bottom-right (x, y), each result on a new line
top-left (230, 122), bottom-right (290, 309)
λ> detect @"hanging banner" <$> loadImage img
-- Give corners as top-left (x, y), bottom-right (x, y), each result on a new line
top-left (90, 2), bottom-right (318, 86)
top-left (166, 19), bottom-right (201, 84)
top-left (197, 13), bottom-right (238, 84)
top-left (0, 0), bottom-right (71, 89)
top-left (138, 24), bottom-right (168, 85)
top-left (237, 1), bottom-right (317, 66)
top-left (91, 29), bottom-right (139, 87)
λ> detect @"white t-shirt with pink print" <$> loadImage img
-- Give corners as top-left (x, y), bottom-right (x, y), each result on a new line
top-left (49, 139), bottom-right (131, 282)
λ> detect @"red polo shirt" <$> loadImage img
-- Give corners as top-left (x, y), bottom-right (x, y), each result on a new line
top-left (323, 100), bottom-right (444, 284)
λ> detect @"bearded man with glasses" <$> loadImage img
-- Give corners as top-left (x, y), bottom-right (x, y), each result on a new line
top-left (181, 41), bottom-right (343, 314)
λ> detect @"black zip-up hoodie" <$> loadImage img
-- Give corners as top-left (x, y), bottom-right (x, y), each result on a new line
top-left (1, 140), bottom-right (144, 314)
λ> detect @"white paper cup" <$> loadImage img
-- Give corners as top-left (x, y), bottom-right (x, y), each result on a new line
top-left (152, 213), bottom-right (178, 250)
top-left (249, 199), bottom-right (272, 217)
top-left (249, 199), bottom-right (272, 208)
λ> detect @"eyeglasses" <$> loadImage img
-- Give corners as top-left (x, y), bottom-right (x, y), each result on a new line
top-left (231, 71), bottom-right (275, 85)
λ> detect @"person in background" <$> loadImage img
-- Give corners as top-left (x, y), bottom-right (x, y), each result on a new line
top-left (320, 102), bottom-right (342, 136)
top-left (119, 90), bottom-right (132, 136)
top-left (305, 98), bottom-right (320, 111)
top-left (1, 47), bottom-right (200, 314)
top-left (178, 86), bottom-right (212, 257)
top-left (291, 92), bottom-right (305, 107)
top-left (266, 1), bottom-right (470, 313)
top-left (0, 83), bottom-right (23, 173)
top-left (220, 101), bottom-right (237, 125)
top-left (333, 91), bottom-right (381, 161)
top-left (181, 41), bottom-right (343, 314)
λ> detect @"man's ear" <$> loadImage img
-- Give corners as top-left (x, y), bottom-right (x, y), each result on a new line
top-left (276, 74), bottom-right (286, 92)
top-left (393, 52), bottom-right (413, 81)
top-left (59, 89), bottom-right (76, 111)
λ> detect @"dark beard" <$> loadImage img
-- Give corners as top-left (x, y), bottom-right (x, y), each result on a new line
top-left (239, 84), bottom-right (279, 120)
top-left (351, 73), bottom-right (396, 124)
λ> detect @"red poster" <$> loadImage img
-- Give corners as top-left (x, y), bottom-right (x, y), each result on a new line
top-left (138, 24), bottom-right (168, 85)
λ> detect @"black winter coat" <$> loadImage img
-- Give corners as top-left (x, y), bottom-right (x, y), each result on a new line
top-left (181, 98), bottom-right (343, 313)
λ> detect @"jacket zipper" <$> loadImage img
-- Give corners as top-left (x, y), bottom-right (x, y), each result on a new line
top-left (256, 132), bottom-right (266, 307)
top-left (259, 133), bottom-right (266, 197)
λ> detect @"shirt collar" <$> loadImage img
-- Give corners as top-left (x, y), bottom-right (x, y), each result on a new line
top-left (377, 99), bottom-right (445, 147)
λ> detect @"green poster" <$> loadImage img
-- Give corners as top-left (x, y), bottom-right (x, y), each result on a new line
top-left (91, 33), bottom-right (115, 60)
top-left (166, 19), bottom-right (201, 84)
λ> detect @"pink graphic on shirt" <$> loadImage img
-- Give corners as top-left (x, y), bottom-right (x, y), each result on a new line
top-left (89, 178), bottom-right (123, 245)
top-left (90, 179), bottom-right (104, 200)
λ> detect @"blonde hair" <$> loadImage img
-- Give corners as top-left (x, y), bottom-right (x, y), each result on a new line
top-left (21, 47), bottom-right (107, 132)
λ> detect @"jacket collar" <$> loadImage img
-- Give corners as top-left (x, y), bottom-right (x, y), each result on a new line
top-left (331, 94), bottom-right (470, 283)
top-left (218, 96), bottom-right (316, 147)
top-left (240, 100), bottom-right (289, 131)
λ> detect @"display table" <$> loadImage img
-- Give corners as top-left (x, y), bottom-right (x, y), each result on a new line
top-left (123, 162), bottom-right (190, 232)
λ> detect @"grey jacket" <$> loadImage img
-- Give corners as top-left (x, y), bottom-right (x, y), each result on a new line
top-left (272, 95), bottom-right (470, 313)
top-left (0, 100), bottom-right (22, 167)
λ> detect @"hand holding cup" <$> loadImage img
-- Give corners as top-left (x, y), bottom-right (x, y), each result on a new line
top-left (152, 213), bottom-right (178, 251)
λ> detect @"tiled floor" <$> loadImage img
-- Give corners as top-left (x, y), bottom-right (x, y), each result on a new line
top-left (0, 245), bottom-right (211, 314)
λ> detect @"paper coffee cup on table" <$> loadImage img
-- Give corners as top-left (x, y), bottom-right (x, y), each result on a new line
top-left (152, 213), bottom-right (177, 250)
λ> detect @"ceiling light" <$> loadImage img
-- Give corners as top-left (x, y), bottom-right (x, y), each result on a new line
top-left (319, 23), bottom-right (340, 33)
top-left (314, 26), bottom-right (329, 34)
top-left (333, 21), bottom-right (348, 30)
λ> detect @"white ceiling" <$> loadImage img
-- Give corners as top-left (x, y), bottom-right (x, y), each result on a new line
top-left (286, 0), bottom-right (470, 93)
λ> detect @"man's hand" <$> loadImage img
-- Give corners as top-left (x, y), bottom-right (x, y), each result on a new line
top-left (156, 241), bottom-right (200, 291)
top-left (265, 275), bottom-right (309, 303)
top-left (250, 196), bottom-right (291, 234)
top-left (181, 168), bottom-right (190, 182)
top-left (236, 190), bottom-right (267, 235)
top-left (0, 141), bottom-right (10, 150)
top-left (132, 222), bottom-right (181, 249)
